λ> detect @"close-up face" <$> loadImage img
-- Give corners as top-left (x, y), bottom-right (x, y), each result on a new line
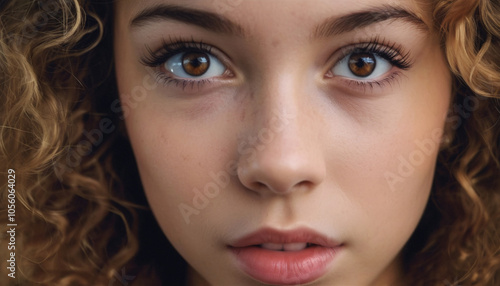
top-left (114, 0), bottom-right (452, 285)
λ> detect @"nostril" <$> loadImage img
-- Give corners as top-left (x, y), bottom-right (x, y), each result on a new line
top-left (296, 180), bottom-right (314, 191)
top-left (248, 179), bottom-right (316, 195)
top-left (247, 182), bottom-right (267, 192)
top-left (256, 182), bottom-right (267, 189)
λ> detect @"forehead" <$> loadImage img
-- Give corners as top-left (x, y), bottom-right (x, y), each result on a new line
top-left (115, 0), bottom-right (430, 37)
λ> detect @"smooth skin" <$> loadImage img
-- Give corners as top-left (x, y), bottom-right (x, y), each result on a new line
top-left (114, 0), bottom-right (451, 285)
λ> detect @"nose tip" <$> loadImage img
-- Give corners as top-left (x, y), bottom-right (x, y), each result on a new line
top-left (236, 115), bottom-right (326, 196)
top-left (238, 153), bottom-right (325, 195)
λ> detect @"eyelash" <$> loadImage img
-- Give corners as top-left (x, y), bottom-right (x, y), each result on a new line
top-left (140, 36), bottom-right (413, 91)
top-left (331, 37), bottom-right (413, 91)
top-left (345, 37), bottom-right (412, 70)
top-left (140, 37), bottom-right (222, 89)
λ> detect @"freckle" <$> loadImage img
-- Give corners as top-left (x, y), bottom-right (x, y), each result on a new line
top-left (159, 133), bottom-right (169, 145)
top-left (272, 39), bottom-right (280, 48)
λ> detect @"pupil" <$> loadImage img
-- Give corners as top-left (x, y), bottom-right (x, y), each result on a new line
top-left (182, 52), bottom-right (210, 76)
top-left (191, 58), bottom-right (204, 68)
top-left (355, 58), bottom-right (366, 68)
top-left (348, 53), bottom-right (376, 77)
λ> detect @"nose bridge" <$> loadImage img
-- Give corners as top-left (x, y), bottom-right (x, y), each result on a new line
top-left (252, 49), bottom-right (312, 136)
top-left (257, 71), bottom-right (300, 135)
top-left (237, 68), bottom-right (325, 195)
top-left (256, 77), bottom-right (305, 158)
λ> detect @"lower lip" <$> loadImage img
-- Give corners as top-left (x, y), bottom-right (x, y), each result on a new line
top-left (230, 245), bottom-right (340, 285)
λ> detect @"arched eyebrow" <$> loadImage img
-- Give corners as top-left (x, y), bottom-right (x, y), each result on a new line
top-left (130, 4), bottom-right (246, 36)
top-left (130, 4), bottom-right (427, 37)
top-left (312, 5), bottom-right (428, 38)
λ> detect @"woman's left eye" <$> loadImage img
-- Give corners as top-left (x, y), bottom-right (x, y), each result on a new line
top-left (164, 51), bottom-right (226, 79)
top-left (331, 51), bottom-right (393, 80)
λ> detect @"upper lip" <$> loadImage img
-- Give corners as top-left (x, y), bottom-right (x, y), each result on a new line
top-left (229, 227), bottom-right (341, 248)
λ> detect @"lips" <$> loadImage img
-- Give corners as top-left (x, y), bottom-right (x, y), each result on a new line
top-left (229, 227), bottom-right (342, 285)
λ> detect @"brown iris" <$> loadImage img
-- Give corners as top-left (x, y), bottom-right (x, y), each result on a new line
top-left (182, 52), bottom-right (210, 76)
top-left (348, 53), bottom-right (376, 77)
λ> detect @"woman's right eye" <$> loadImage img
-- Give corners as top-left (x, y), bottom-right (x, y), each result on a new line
top-left (163, 51), bottom-right (227, 79)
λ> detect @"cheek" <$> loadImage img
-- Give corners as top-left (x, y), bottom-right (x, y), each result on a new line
top-left (330, 52), bottom-right (452, 256)
top-left (122, 98), bottom-right (237, 250)
top-left (126, 116), bottom-right (209, 211)
top-left (330, 126), bottom-right (437, 251)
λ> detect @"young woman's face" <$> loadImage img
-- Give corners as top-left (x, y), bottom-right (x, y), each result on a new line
top-left (114, 0), bottom-right (451, 284)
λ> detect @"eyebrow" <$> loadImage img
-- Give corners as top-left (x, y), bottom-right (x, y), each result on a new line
top-left (130, 4), bottom-right (427, 38)
top-left (130, 4), bottom-right (245, 36)
top-left (312, 5), bottom-right (428, 38)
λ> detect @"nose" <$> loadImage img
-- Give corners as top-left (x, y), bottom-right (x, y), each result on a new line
top-left (237, 79), bottom-right (326, 196)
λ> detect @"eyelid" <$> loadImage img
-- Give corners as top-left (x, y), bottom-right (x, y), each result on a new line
top-left (139, 38), bottom-right (237, 91)
top-left (141, 37), bottom-right (412, 93)
top-left (140, 38), bottom-right (233, 70)
top-left (328, 39), bottom-right (412, 72)
top-left (332, 53), bottom-right (393, 80)
top-left (323, 38), bottom-right (413, 93)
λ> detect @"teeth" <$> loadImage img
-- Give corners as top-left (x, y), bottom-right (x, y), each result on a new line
top-left (283, 242), bottom-right (307, 251)
top-left (260, 243), bottom-right (308, 251)
top-left (261, 243), bottom-right (283, 251)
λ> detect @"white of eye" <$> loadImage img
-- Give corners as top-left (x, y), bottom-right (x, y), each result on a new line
top-left (165, 52), bottom-right (226, 79)
top-left (332, 52), bottom-right (392, 80)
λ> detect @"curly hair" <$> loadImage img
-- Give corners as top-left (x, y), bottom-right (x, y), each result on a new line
top-left (402, 0), bottom-right (500, 285)
top-left (0, 0), bottom-right (498, 285)
top-left (0, 0), bottom-right (140, 285)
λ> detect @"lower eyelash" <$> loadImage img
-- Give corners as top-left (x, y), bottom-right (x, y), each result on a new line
top-left (144, 36), bottom-right (411, 92)
top-left (153, 71), bottom-right (213, 91)
top-left (332, 37), bottom-right (413, 93)
top-left (142, 37), bottom-right (226, 90)
top-left (342, 71), bottom-right (404, 93)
